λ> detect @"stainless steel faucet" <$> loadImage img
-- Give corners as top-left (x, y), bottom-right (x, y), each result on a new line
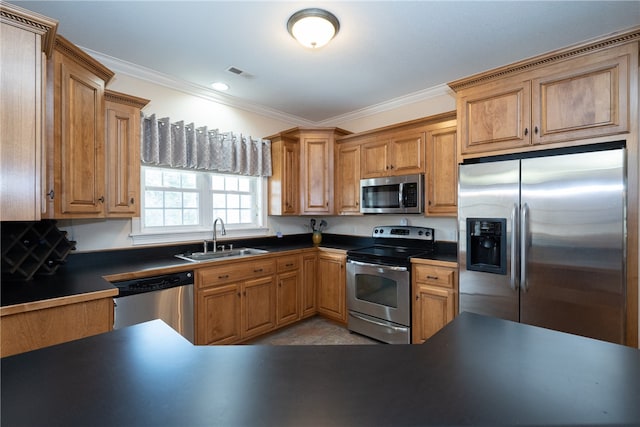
top-left (212, 217), bottom-right (226, 252)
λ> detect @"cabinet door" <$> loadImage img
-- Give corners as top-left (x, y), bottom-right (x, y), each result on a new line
top-left (361, 139), bottom-right (389, 178)
top-left (336, 143), bottom-right (361, 214)
top-left (532, 46), bottom-right (631, 145)
top-left (389, 130), bottom-right (424, 175)
top-left (242, 275), bottom-right (276, 339)
top-left (317, 252), bottom-right (346, 323)
top-left (276, 270), bottom-right (300, 326)
top-left (300, 132), bottom-right (333, 214)
top-left (426, 123), bottom-right (457, 216)
top-left (282, 140), bottom-right (300, 214)
top-left (269, 136), bottom-right (299, 215)
top-left (301, 253), bottom-right (317, 318)
top-left (412, 285), bottom-right (455, 344)
top-left (196, 284), bottom-right (241, 345)
top-left (105, 98), bottom-right (140, 217)
top-left (52, 53), bottom-right (106, 217)
top-left (458, 79), bottom-right (531, 156)
top-left (0, 22), bottom-right (45, 221)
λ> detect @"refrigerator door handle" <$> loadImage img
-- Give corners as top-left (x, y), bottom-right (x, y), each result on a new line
top-left (510, 204), bottom-right (519, 291)
top-left (520, 203), bottom-right (529, 292)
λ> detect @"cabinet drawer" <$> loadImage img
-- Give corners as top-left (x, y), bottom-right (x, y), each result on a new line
top-left (197, 259), bottom-right (276, 288)
top-left (414, 265), bottom-right (455, 289)
top-left (277, 255), bottom-right (300, 272)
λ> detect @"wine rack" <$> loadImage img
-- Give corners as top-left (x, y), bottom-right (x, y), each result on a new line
top-left (1, 220), bottom-right (76, 281)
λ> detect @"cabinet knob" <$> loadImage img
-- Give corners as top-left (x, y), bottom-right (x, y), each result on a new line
top-left (524, 128), bottom-right (529, 136)
top-left (98, 196), bottom-right (105, 203)
top-left (427, 275), bottom-right (438, 280)
top-left (416, 295), bottom-right (420, 300)
top-left (130, 197), bottom-right (135, 205)
top-left (47, 190), bottom-right (54, 200)
top-left (534, 126), bottom-right (539, 135)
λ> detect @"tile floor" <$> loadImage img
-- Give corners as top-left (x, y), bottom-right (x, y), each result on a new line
top-left (246, 316), bottom-right (381, 345)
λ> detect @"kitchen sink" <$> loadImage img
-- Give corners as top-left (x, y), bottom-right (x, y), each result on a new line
top-left (175, 248), bottom-right (269, 263)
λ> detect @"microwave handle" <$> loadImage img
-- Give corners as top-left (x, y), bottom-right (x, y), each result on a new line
top-left (399, 182), bottom-right (405, 207)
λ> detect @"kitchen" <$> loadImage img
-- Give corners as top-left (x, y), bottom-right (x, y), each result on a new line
top-left (1, 1), bottom-right (640, 425)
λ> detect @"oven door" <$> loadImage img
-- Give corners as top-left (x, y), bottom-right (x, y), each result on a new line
top-left (346, 259), bottom-right (410, 327)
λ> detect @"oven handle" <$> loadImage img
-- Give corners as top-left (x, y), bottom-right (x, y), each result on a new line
top-left (349, 312), bottom-right (409, 332)
top-left (347, 259), bottom-right (408, 272)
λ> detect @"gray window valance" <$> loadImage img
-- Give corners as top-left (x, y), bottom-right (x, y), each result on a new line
top-left (141, 114), bottom-right (272, 177)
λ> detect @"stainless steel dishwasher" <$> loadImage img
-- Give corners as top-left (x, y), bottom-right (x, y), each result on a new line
top-left (112, 271), bottom-right (194, 343)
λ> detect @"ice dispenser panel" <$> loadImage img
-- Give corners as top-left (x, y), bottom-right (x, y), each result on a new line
top-left (467, 218), bottom-right (507, 275)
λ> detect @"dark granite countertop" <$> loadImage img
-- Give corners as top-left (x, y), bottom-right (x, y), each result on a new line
top-left (1, 233), bottom-right (457, 308)
top-left (2, 312), bottom-right (638, 426)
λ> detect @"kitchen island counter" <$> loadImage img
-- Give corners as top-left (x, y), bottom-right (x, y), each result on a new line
top-left (2, 312), bottom-right (638, 426)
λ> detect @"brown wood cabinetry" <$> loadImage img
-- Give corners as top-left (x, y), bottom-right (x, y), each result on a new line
top-left (425, 121), bottom-right (457, 216)
top-left (316, 250), bottom-right (346, 323)
top-left (46, 35), bottom-right (114, 218)
top-left (335, 142), bottom-right (361, 215)
top-left (45, 36), bottom-right (147, 219)
top-left (1, 296), bottom-right (115, 357)
top-left (301, 252), bottom-right (318, 318)
top-left (361, 129), bottom-right (424, 178)
top-left (0, 4), bottom-right (57, 221)
top-left (276, 254), bottom-right (301, 326)
top-left (267, 127), bottom-right (350, 216)
top-left (104, 90), bottom-right (149, 217)
top-left (452, 42), bottom-right (634, 159)
top-left (268, 134), bottom-right (299, 215)
top-left (196, 258), bottom-right (276, 345)
top-left (412, 260), bottom-right (458, 344)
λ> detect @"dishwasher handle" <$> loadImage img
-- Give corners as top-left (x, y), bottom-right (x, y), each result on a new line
top-left (113, 271), bottom-right (193, 297)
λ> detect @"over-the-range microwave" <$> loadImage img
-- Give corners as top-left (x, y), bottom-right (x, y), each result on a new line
top-left (360, 173), bottom-right (424, 214)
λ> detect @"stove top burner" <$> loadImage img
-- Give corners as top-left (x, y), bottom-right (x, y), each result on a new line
top-left (347, 225), bottom-right (435, 267)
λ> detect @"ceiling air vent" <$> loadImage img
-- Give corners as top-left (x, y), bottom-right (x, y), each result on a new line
top-left (226, 66), bottom-right (253, 79)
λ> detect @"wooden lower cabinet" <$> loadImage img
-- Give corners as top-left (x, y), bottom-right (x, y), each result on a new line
top-left (1, 297), bottom-right (114, 357)
top-left (412, 261), bottom-right (458, 344)
top-left (301, 253), bottom-right (317, 318)
top-left (316, 250), bottom-right (347, 323)
top-left (197, 283), bottom-right (242, 345)
top-left (243, 275), bottom-right (277, 339)
top-left (276, 254), bottom-right (301, 326)
top-left (196, 259), bottom-right (276, 345)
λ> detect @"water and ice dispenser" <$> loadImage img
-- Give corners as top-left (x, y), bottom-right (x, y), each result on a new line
top-left (466, 218), bottom-right (507, 275)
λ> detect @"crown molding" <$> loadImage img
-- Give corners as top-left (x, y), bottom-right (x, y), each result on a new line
top-left (315, 84), bottom-right (454, 126)
top-left (84, 47), bottom-right (450, 127)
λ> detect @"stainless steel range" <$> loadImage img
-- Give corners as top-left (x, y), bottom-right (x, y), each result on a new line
top-left (346, 226), bottom-right (434, 344)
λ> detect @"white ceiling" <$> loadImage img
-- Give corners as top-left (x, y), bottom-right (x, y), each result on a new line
top-left (13, 1), bottom-right (640, 125)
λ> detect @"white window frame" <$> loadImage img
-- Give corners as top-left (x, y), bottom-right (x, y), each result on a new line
top-left (130, 166), bottom-right (269, 246)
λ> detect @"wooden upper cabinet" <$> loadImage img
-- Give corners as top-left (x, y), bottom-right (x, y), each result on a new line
top-left (267, 127), bottom-right (349, 216)
top-left (335, 142), bottom-right (361, 215)
top-left (104, 90), bottom-right (149, 217)
top-left (0, 4), bottom-right (57, 221)
top-left (425, 121), bottom-right (457, 216)
top-left (268, 134), bottom-right (299, 215)
top-left (451, 35), bottom-right (637, 159)
top-left (458, 79), bottom-right (531, 155)
top-left (531, 46), bottom-right (630, 145)
top-left (300, 130), bottom-right (335, 214)
top-left (47, 35), bottom-right (114, 218)
top-left (361, 130), bottom-right (424, 178)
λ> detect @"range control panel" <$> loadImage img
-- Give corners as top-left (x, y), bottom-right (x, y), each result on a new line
top-left (372, 226), bottom-right (434, 241)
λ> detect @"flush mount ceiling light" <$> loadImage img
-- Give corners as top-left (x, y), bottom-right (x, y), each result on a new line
top-left (287, 8), bottom-right (340, 49)
top-left (211, 82), bottom-right (229, 91)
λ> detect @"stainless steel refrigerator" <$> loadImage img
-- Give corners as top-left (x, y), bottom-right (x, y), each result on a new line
top-left (458, 145), bottom-right (626, 344)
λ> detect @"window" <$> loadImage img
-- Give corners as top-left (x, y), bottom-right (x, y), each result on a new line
top-left (134, 166), bottom-right (266, 244)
